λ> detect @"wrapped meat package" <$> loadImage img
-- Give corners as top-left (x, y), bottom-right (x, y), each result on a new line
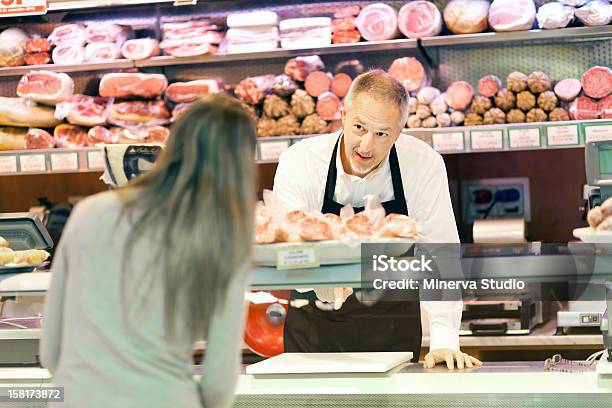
top-left (25, 128), bottom-right (55, 150)
top-left (575, 0), bottom-right (612, 26)
top-left (17, 71), bottom-right (74, 105)
top-left (85, 43), bottom-right (122, 62)
top-left (272, 75), bottom-right (298, 96)
top-left (99, 73), bottom-right (168, 99)
top-left (86, 23), bottom-right (133, 44)
top-left (443, 0), bottom-right (490, 34)
top-left (284, 55), bottom-right (325, 82)
top-left (52, 44), bottom-right (85, 65)
top-left (488, 0), bottom-right (536, 32)
top-left (536, 2), bottom-right (575, 29)
top-left (0, 28), bottom-right (28, 67)
top-left (397, 1), bottom-right (443, 39)
top-left (54, 124), bottom-right (88, 148)
top-left (87, 126), bottom-right (119, 145)
top-left (55, 95), bottom-right (113, 127)
top-left (355, 3), bottom-right (400, 41)
top-left (234, 75), bottom-right (275, 105)
top-left (121, 38), bottom-right (160, 60)
top-left (48, 24), bottom-right (87, 46)
top-left (108, 101), bottom-right (170, 128)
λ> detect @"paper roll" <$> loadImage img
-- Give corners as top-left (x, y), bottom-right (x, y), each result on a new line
top-left (473, 218), bottom-right (527, 243)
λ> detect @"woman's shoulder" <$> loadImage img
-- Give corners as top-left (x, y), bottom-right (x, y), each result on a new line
top-left (69, 191), bottom-right (124, 226)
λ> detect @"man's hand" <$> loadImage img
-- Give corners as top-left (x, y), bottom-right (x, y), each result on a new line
top-left (423, 349), bottom-right (482, 370)
top-left (313, 287), bottom-right (353, 310)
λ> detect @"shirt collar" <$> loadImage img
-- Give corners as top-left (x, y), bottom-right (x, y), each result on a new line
top-left (335, 133), bottom-right (391, 181)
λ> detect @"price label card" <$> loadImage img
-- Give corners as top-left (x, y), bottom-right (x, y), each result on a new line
top-left (546, 124), bottom-right (579, 146)
top-left (470, 129), bottom-right (504, 150)
top-left (432, 132), bottom-right (464, 152)
top-left (0, 155), bottom-right (17, 174)
top-left (50, 152), bottom-right (79, 172)
top-left (19, 154), bottom-right (46, 173)
top-left (0, 0), bottom-right (47, 18)
top-left (276, 245), bottom-right (320, 270)
top-left (508, 127), bottom-right (541, 148)
top-left (87, 150), bottom-right (105, 169)
top-left (584, 123), bottom-right (612, 143)
top-left (259, 140), bottom-right (290, 161)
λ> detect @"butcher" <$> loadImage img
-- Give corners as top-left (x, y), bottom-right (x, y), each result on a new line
top-left (273, 70), bottom-right (481, 370)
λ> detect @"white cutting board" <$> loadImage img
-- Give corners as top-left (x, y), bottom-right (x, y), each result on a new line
top-left (245, 352), bottom-right (413, 375)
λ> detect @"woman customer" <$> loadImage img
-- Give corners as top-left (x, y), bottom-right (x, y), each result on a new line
top-left (41, 93), bottom-right (257, 408)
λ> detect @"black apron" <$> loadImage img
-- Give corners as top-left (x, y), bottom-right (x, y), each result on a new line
top-left (283, 134), bottom-right (422, 362)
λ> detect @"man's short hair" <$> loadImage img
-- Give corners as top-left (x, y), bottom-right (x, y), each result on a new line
top-left (345, 69), bottom-right (409, 127)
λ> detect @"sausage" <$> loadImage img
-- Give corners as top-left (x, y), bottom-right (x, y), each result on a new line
top-left (477, 75), bottom-right (502, 98)
top-left (330, 73), bottom-right (353, 98)
top-left (600, 94), bottom-right (612, 119)
top-left (304, 71), bottom-right (332, 97)
top-left (316, 92), bottom-right (341, 121)
top-left (581, 66), bottom-right (612, 99)
top-left (554, 78), bottom-right (582, 102)
top-left (332, 29), bottom-right (361, 44)
top-left (570, 96), bottom-right (600, 120)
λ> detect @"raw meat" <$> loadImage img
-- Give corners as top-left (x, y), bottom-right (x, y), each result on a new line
top-left (488, 0), bottom-right (536, 32)
top-left (52, 44), bottom-right (85, 65)
top-left (600, 95), bottom-right (612, 119)
top-left (53, 124), bottom-right (89, 148)
top-left (86, 24), bottom-right (133, 44)
top-left (316, 92), bottom-right (341, 121)
top-left (279, 17), bottom-right (332, 49)
top-left (55, 95), bottom-right (113, 127)
top-left (162, 20), bottom-right (218, 39)
top-left (554, 78), bottom-right (582, 102)
top-left (0, 127), bottom-right (27, 151)
top-left (85, 43), bottom-right (121, 62)
top-left (234, 75), bottom-right (275, 104)
top-left (305, 71), bottom-right (332, 97)
top-left (87, 126), bottom-right (119, 145)
top-left (121, 38), bottom-right (160, 60)
top-left (0, 28), bottom-right (29, 67)
top-left (346, 213), bottom-right (373, 236)
top-left (299, 217), bottom-right (332, 241)
top-left (25, 38), bottom-right (51, 53)
top-left (569, 96), bottom-right (600, 120)
top-left (575, 0), bottom-right (612, 26)
top-left (99, 73), bottom-right (168, 99)
top-left (375, 213), bottom-right (417, 238)
top-left (388, 57), bottom-right (428, 92)
top-left (477, 75), bottom-right (502, 98)
top-left (536, 2), bottom-right (575, 29)
top-left (331, 73), bottom-right (353, 98)
top-left (355, 3), bottom-right (400, 41)
top-left (165, 79), bottom-right (221, 104)
top-left (397, 1), bottom-right (443, 39)
top-left (284, 55), bottom-right (325, 82)
top-left (24, 53), bottom-right (51, 65)
top-left (17, 71), bottom-right (74, 106)
top-left (445, 81), bottom-right (474, 111)
top-left (48, 24), bottom-right (87, 46)
top-left (443, 0), bottom-right (490, 34)
top-left (0, 97), bottom-right (60, 127)
top-left (108, 101), bottom-right (170, 128)
top-left (25, 128), bottom-right (55, 149)
top-left (332, 30), bottom-right (362, 44)
top-left (581, 66), bottom-right (612, 99)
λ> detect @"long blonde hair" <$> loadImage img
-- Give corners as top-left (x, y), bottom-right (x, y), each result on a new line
top-left (118, 94), bottom-right (256, 339)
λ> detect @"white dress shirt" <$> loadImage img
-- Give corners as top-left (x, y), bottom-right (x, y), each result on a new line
top-left (273, 131), bottom-right (462, 351)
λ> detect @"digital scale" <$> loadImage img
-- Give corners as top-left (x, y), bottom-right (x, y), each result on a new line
top-left (561, 140), bottom-right (612, 373)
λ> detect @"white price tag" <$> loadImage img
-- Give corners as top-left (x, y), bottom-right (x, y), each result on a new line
top-left (276, 245), bottom-right (319, 270)
top-left (584, 124), bottom-right (612, 143)
top-left (508, 128), bottom-right (541, 148)
top-left (259, 140), bottom-right (290, 161)
top-left (432, 132), bottom-right (464, 152)
top-left (546, 124), bottom-right (579, 146)
top-left (19, 154), bottom-right (46, 173)
top-left (0, 155), bottom-right (17, 174)
top-left (87, 150), bottom-right (105, 169)
top-left (470, 129), bottom-right (503, 150)
top-left (0, 0), bottom-right (47, 18)
top-left (50, 152), bottom-right (79, 172)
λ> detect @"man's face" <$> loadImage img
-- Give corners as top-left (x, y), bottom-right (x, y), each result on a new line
top-left (340, 93), bottom-right (403, 177)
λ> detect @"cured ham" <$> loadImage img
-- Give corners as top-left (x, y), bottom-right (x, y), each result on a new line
top-left (355, 3), bottom-right (400, 41)
top-left (388, 57), bottom-right (428, 93)
top-left (25, 129), bottom-right (55, 150)
top-left (87, 126), bottom-right (119, 145)
top-left (53, 124), bottom-right (89, 148)
top-left (108, 101), bottom-right (170, 128)
top-left (165, 79), bottom-right (222, 104)
top-left (121, 38), bottom-right (160, 60)
top-left (16, 71), bottom-right (74, 105)
top-left (397, 1), bottom-right (443, 39)
top-left (99, 73), bottom-right (168, 99)
top-left (55, 95), bottom-right (113, 127)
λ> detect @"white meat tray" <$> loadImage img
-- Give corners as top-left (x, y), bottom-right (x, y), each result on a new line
top-left (253, 238), bottom-right (415, 266)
